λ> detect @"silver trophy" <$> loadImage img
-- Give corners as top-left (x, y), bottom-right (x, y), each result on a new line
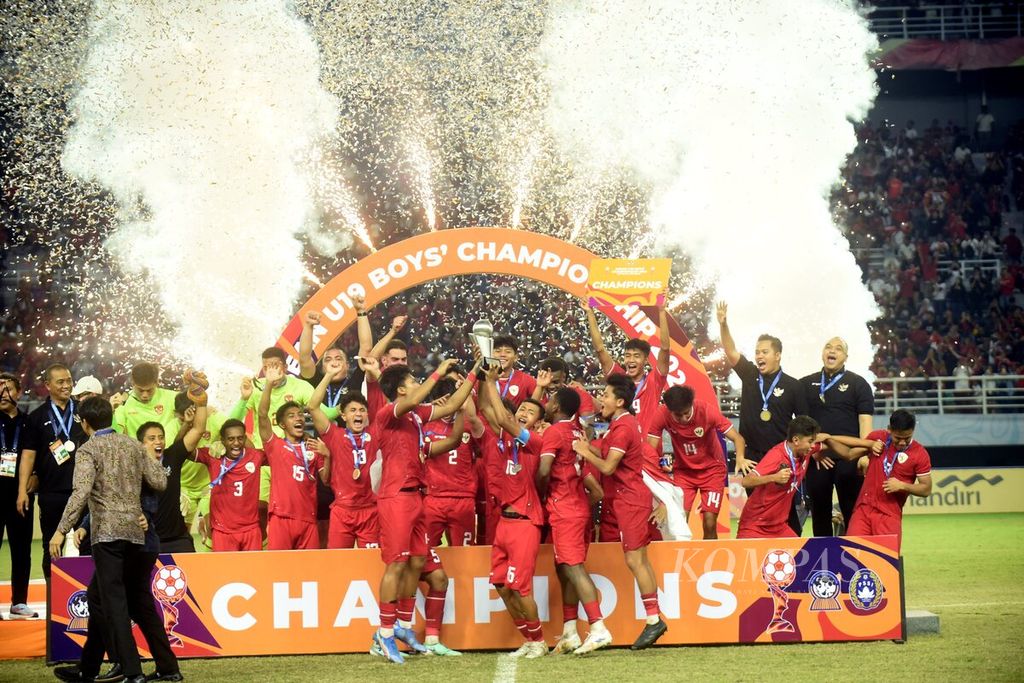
top-left (471, 318), bottom-right (499, 369)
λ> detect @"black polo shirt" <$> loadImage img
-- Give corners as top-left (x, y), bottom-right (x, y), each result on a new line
top-left (154, 441), bottom-right (190, 542)
top-left (0, 409), bottom-right (28, 493)
top-left (25, 398), bottom-right (89, 495)
top-left (800, 368), bottom-right (874, 438)
top-left (734, 355), bottom-right (808, 457)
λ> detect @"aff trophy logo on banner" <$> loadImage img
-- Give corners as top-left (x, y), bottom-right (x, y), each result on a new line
top-left (761, 550), bottom-right (797, 634)
top-left (808, 570), bottom-right (842, 612)
top-left (152, 564), bottom-right (189, 648)
top-left (66, 590), bottom-right (90, 632)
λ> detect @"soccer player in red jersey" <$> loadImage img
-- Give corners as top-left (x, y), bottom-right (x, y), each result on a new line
top-left (828, 409), bottom-right (932, 551)
top-left (257, 366), bottom-right (328, 551)
top-left (538, 387), bottom-right (611, 655)
top-left (531, 357), bottom-right (596, 420)
top-left (476, 363), bottom-right (548, 658)
top-left (646, 385), bottom-right (747, 539)
top-left (574, 373), bottom-right (668, 650)
top-left (307, 361), bottom-right (379, 550)
top-left (492, 335), bottom-right (537, 408)
top-left (372, 357), bottom-right (480, 665)
top-left (737, 417), bottom-right (849, 538)
top-left (193, 419), bottom-right (266, 551)
top-left (423, 375), bottom-right (477, 547)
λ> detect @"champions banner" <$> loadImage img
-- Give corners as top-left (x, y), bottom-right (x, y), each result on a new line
top-left (278, 227), bottom-right (718, 408)
top-left (49, 536), bottom-right (903, 661)
top-left (587, 258), bottom-right (672, 308)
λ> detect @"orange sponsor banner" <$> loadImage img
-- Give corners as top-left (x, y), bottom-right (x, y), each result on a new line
top-left (276, 227), bottom-right (719, 409)
top-left (588, 258), bottom-right (672, 308)
top-left (50, 536), bottom-right (903, 661)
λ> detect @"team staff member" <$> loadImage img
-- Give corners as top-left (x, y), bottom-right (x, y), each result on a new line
top-left (717, 302), bottom-right (808, 534)
top-left (800, 337), bottom-right (874, 536)
top-left (0, 373), bottom-right (36, 619)
top-left (16, 363), bottom-right (88, 579)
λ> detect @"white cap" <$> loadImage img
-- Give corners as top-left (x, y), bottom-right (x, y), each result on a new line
top-left (71, 376), bottom-right (104, 397)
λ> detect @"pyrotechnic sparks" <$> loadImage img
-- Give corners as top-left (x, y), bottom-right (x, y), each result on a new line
top-left (403, 135), bottom-right (439, 231)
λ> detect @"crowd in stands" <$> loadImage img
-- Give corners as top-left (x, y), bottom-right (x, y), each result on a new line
top-left (3, 117), bottom-right (1023, 403)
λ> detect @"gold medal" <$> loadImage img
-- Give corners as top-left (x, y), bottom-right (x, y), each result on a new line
top-left (352, 469), bottom-right (361, 480)
top-left (760, 410), bottom-right (772, 422)
top-left (65, 440), bottom-right (76, 452)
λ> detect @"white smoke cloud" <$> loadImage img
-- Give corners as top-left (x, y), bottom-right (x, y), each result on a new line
top-left (62, 0), bottom-right (338, 401)
top-left (541, 0), bottom-right (880, 378)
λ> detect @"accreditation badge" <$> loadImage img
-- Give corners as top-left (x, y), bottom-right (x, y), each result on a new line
top-left (50, 439), bottom-right (72, 466)
top-left (0, 451), bottom-right (16, 478)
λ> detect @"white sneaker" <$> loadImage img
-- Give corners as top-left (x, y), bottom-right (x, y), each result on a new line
top-left (524, 641), bottom-right (548, 659)
top-left (551, 632), bottom-right (581, 654)
top-left (573, 628), bottom-right (613, 654)
top-left (509, 642), bottom-right (532, 658)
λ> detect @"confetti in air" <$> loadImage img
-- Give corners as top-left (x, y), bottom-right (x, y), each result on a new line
top-left (59, 0), bottom-right (338, 402)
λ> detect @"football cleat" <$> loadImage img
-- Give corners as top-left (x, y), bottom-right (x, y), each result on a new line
top-left (551, 633), bottom-right (582, 654)
top-left (394, 624), bottom-right (429, 654)
top-left (423, 642), bottom-right (462, 656)
top-left (630, 619), bottom-right (668, 650)
top-left (373, 630), bottom-right (405, 664)
top-left (509, 642), bottom-right (532, 658)
top-left (524, 641), bottom-right (548, 659)
top-left (573, 628), bottom-right (613, 655)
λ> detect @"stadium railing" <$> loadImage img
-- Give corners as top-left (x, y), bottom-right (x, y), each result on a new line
top-left (869, 3), bottom-right (1023, 40)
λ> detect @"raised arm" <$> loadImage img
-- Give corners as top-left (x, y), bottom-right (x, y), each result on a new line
top-left (180, 404), bottom-right (208, 455)
top-left (257, 367), bottom-right (281, 444)
top-left (369, 313), bottom-right (407, 359)
top-left (584, 303), bottom-right (616, 375)
top-left (573, 439), bottom-right (622, 476)
top-left (354, 295), bottom-right (373, 357)
top-left (462, 395), bottom-right (485, 439)
top-left (298, 310), bottom-right (321, 380)
top-left (716, 301), bottom-right (741, 368)
top-left (478, 362), bottom-right (512, 431)
top-left (824, 436), bottom-right (869, 462)
top-left (427, 411), bottom-right (465, 455)
top-left (657, 305), bottom-right (671, 375)
top-left (429, 359), bottom-right (483, 420)
top-left (309, 359), bottom-right (345, 433)
top-left (741, 466), bottom-right (791, 489)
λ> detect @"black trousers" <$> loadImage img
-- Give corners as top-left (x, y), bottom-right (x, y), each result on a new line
top-left (81, 549), bottom-right (178, 677)
top-left (744, 451), bottom-right (803, 536)
top-left (39, 491), bottom-right (71, 579)
top-left (159, 535), bottom-right (195, 554)
top-left (91, 541), bottom-right (148, 676)
top-left (805, 456), bottom-right (863, 537)
top-left (0, 484), bottom-right (33, 604)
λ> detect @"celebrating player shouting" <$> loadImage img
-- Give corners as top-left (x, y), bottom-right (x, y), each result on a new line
top-left (538, 387), bottom-right (610, 655)
top-left (573, 373), bottom-right (668, 650)
top-left (372, 356), bottom-right (481, 665)
top-left (193, 419), bottom-right (265, 551)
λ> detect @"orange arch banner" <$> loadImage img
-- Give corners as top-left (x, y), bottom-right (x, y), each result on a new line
top-left (278, 227), bottom-right (716, 405)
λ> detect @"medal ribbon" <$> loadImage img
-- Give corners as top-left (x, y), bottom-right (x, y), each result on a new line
top-left (283, 440), bottom-right (313, 477)
top-left (881, 437), bottom-right (896, 478)
top-left (819, 370), bottom-right (846, 402)
top-left (345, 429), bottom-right (367, 469)
top-left (325, 379), bottom-right (348, 408)
top-left (757, 370), bottom-right (783, 413)
top-left (210, 451), bottom-right (243, 487)
top-left (50, 399), bottom-right (75, 441)
top-left (784, 443), bottom-right (798, 491)
top-left (94, 428), bottom-right (115, 436)
top-left (634, 372), bottom-right (648, 398)
top-left (0, 422), bottom-right (20, 452)
top-left (497, 369), bottom-right (516, 399)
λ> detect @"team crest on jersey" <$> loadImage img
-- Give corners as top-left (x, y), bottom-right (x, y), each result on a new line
top-left (849, 568), bottom-right (884, 611)
top-left (773, 388), bottom-right (785, 397)
top-left (694, 427), bottom-right (705, 438)
top-left (363, 433), bottom-right (372, 443)
top-left (245, 462), bottom-right (256, 473)
top-left (154, 405), bottom-right (165, 415)
top-left (897, 452), bottom-right (908, 464)
top-left (838, 383), bottom-right (849, 392)
top-left (509, 385), bottom-right (520, 397)
top-left (461, 432), bottom-right (471, 444)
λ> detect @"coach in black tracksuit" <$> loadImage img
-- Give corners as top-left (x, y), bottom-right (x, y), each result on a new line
top-left (801, 337), bottom-right (874, 536)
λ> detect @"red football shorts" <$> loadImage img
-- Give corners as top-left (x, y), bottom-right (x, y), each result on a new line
top-left (266, 515), bottom-right (318, 550)
top-left (424, 496), bottom-right (476, 547)
top-left (598, 497), bottom-right (620, 543)
top-left (328, 505), bottom-right (380, 549)
top-left (736, 521), bottom-right (797, 539)
top-left (614, 499), bottom-right (653, 551)
top-left (212, 527), bottom-right (262, 552)
top-left (420, 547), bottom-right (443, 577)
top-left (483, 495), bottom-right (501, 546)
top-left (550, 514), bottom-right (592, 566)
top-left (678, 468), bottom-right (728, 515)
top-left (378, 493), bottom-right (428, 564)
top-left (490, 518), bottom-right (541, 596)
top-left (846, 505), bottom-right (903, 550)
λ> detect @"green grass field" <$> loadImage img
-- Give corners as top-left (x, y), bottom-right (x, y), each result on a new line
top-left (2, 513), bottom-right (1022, 682)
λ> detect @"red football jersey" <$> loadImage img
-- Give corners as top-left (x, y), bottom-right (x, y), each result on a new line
top-left (602, 413), bottom-right (652, 507)
top-left (320, 424), bottom-right (376, 509)
top-left (196, 448), bottom-right (266, 533)
top-left (539, 419), bottom-right (590, 520)
top-left (363, 378), bottom-right (387, 426)
top-left (423, 418), bottom-right (477, 498)
top-left (493, 429), bottom-right (545, 525)
top-left (494, 369), bottom-right (537, 407)
top-left (609, 363), bottom-right (666, 435)
top-left (472, 427), bottom-right (504, 500)
top-left (647, 401), bottom-right (731, 475)
top-left (539, 385), bottom-right (597, 418)
top-left (375, 402), bottom-right (434, 498)
top-left (265, 434), bottom-right (323, 523)
top-left (739, 441), bottom-right (818, 530)
top-left (856, 429), bottom-right (932, 517)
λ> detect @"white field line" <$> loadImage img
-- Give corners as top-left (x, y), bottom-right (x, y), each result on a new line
top-left (493, 654), bottom-right (518, 683)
